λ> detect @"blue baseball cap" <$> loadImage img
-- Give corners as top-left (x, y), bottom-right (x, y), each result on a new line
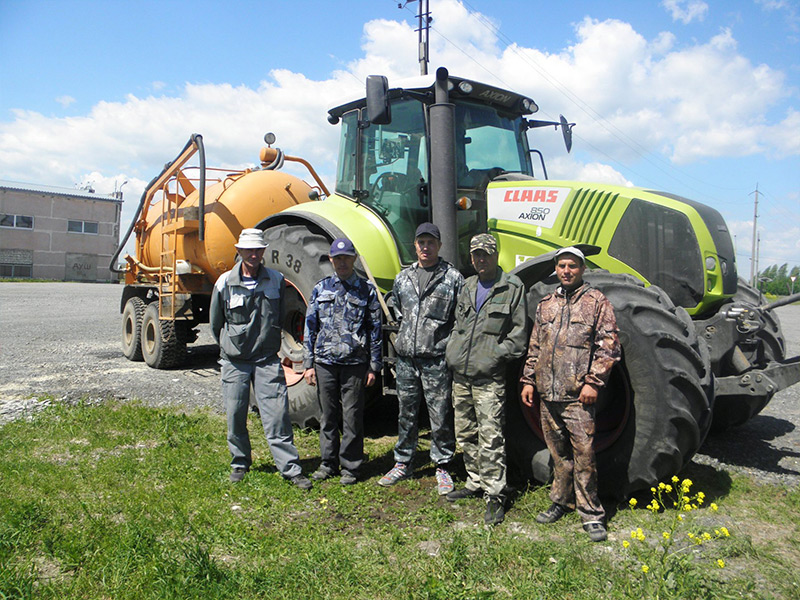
top-left (329, 237), bottom-right (357, 257)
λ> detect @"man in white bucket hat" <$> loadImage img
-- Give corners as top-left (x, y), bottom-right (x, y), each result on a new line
top-left (210, 228), bottom-right (312, 489)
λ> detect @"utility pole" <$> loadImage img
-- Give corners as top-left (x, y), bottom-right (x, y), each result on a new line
top-left (749, 184), bottom-right (760, 287)
top-left (400, 0), bottom-right (432, 75)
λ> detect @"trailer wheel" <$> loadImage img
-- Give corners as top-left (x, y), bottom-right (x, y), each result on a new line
top-left (710, 278), bottom-right (787, 431)
top-left (140, 302), bottom-right (187, 369)
top-left (262, 224), bottom-right (336, 428)
top-left (508, 271), bottom-right (713, 498)
top-left (121, 297), bottom-right (146, 361)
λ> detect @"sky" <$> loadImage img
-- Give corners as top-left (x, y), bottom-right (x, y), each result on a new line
top-left (1, 0), bottom-right (798, 276)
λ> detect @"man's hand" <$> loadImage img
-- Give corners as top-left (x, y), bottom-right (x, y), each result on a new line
top-left (578, 383), bottom-right (598, 405)
top-left (365, 371), bottom-right (376, 388)
top-left (521, 384), bottom-right (536, 407)
top-left (303, 368), bottom-right (316, 386)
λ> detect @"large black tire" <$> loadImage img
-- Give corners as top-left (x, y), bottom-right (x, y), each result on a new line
top-left (140, 302), bottom-right (187, 369)
top-left (710, 278), bottom-right (786, 431)
top-left (121, 297), bottom-right (146, 361)
top-left (508, 271), bottom-right (713, 498)
top-left (262, 224), bottom-right (335, 428)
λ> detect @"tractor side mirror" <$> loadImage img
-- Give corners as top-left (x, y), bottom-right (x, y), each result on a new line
top-left (366, 75), bottom-right (391, 125)
top-left (560, 115), bottom-right (574, 153)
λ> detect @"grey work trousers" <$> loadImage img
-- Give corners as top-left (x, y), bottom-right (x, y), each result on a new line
top-left (315, 361), bottom-right (368, 477)
top-left (221, 356), bottom-right (302, 478)
top-left (394, 355), bottom-right (455, 466)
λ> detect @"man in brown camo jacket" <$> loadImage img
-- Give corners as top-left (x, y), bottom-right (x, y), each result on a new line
top-left (520, 246), bottom-right (620, 542)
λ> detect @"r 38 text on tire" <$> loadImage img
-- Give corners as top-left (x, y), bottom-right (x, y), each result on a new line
top-left (270, 250), bottom-right (302, 273)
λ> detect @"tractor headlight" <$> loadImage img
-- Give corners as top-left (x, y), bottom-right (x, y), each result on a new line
top-left (705, 256), bottom-right (716, 271)
top-left (458, 81), bottom-right (473, 94)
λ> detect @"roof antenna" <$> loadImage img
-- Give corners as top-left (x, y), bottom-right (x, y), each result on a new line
top-left (399, 0), bottom-right (432, 75)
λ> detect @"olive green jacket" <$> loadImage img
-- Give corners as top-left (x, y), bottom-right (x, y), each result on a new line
top-left (445, 268), bottom-right (528, 382)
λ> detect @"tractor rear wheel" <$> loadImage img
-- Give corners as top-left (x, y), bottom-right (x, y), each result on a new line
top-left (710, 278), bottom-right (787, 431)
top-left (121, 296), bottom-right (146, 361)
top-left (262, 224), bottom-right (335, 428)
top-left (140, 302), bottom-right (187, 369)
top-left (508, 271), bottom-right (713, 498)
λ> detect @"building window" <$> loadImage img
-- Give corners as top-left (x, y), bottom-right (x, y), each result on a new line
top-left (0, 264), bottom-right (32, 278)
top-left (0, 214), bottom-right (34, 229)
top-left (68, 220), bottom-right (99, 234)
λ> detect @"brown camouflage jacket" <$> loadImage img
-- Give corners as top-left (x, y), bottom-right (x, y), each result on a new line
top-left (521, 282), bottom-right (620, 402)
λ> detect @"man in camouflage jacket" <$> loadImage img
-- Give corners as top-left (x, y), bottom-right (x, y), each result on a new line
top-left (521, 246), bottom-right (620, 542)
top-left (378, 222), bottom-right (464, 495)
top-left (445, 233), bottom-right (528, 525)
top-left (302, 237), bottom-right (382, 485)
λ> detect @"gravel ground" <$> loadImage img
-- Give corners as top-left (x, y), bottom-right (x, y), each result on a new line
top-left (1, 281), bottom-right (799, 487)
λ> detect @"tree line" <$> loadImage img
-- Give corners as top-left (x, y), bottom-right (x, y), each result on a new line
top-left (757, 263), bottom-right (800, 296)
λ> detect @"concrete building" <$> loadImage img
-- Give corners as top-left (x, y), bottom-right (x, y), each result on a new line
top-left (0, 181), bottom-right (123, 282)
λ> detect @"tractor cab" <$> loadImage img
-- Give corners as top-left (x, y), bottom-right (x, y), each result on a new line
top-left (327, 72), bottom-right (545, 268)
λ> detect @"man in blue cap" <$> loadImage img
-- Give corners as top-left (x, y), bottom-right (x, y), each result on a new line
top-left (303, 237), bottom-right (382, 485)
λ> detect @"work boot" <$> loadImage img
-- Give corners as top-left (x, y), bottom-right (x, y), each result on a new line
top-left (288, 474), bottom-right (313, 490)
top-left (536, 502), bottom-right (571, 524)
top-left (583, 521), bottom-right (608, 542)
top-left (311, 464), bottom-right (338, 481)
top-left (230, 466), bottom-right (248, 482)
top-left (340, 472), bottom-right (358, 486)
top-left (484, 496), bottom-right (505, 526)
top-left (445, 487), bottom-right (483, 503)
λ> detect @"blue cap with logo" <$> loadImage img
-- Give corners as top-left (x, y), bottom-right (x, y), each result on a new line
top-left (329, 237), bottom-right (357, 257)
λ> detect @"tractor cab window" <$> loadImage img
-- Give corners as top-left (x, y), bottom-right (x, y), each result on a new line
top-left (453, 101), bottom-right (533, 264)
top-left (360, 99), bottom-right (429, 264)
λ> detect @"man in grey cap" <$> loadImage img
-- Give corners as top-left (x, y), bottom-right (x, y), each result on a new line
top-left (302, 237), bottom-right (382, 485)
top-left (520, 246), bottom-right (620, 541)
top-left (379, 222), bottom-right (463, 494)
top-left (445, 233), bottom-right (528, 525)
top-left (210, 228), bottom-right (312, 489)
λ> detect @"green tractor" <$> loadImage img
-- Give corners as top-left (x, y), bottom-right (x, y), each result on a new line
top-left (250, 67), bottom-right (799, 497)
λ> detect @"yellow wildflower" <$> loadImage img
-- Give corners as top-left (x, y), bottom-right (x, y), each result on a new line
top-left (710, 503), bottom-right (718, 511)
top-left (677, 514), bottom-right (684, 521)
top-left (665, 484), bottom-right (673, 493)
top-left (631, 530), bottom-right (637, 539)
top-left (659, 482), bottom-right (666, 490)
top-left (662, 531), bottom-right (670, 540)
top-left (672, 475), bottom-right (680, 483)
top-left (720, 527), bottom-right (730, 537)
top-left (702, 532), bottom-right (712, 541)
top-left (682, 478), bottom-right (693, 488)
top-left (629, 498), bottom-right (638, 508)
top-left (642, 564), bottom-right (650, 574)
top-left (687, 532), bottom-right (695, 539)
top-left (623, 540), bottom-right (630, 548)
top-left (717, 559), bottom-right (725, 568)
top-left (651, 487), bottom-right (657, 493)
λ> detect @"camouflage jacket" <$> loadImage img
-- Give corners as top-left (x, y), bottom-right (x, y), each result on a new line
top-left (392, 259), bottom-right (464, 358)
top-left (302, 273), bottom-right (382, 373)
top-left (210, 264), bottom-right (284, 363)
top-left (446, 269), bottom-right (528, 382)
top-left (521, 282), bottom-right (620, 402)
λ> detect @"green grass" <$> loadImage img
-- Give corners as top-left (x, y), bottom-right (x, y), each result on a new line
top-left (2, 400), bottom-right (799, 599)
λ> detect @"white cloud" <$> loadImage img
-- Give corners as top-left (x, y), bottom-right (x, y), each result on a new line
top-left (662, 0), bottom-right (709, 24)
top-left (55, 95), bottom-right (75, 108)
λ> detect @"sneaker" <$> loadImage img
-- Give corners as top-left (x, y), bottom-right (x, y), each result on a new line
top-left (289, 474), bottom-right (312, 490)
top-left (583, 521), bottom-right (608, 542)
top-left (340, 473), bottom-right (357, 486)
top-left (378, 462), bottom-right (410, 487)
top-left (446, 487), bottom-right (482, 503)
top-left (434, 468), bottom-right (454, 495)
top-left (230, 466), bottom-right (248, 482)
top-left (536, 502), bottom-right (571, 524)
top-left (484, 496), bottom-right (505, 526)
top-left (311, 465), bottom-right (338, 481)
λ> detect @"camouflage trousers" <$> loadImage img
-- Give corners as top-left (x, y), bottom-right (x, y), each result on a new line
top-left (452, 377), bottom-right (506, 497)
top-left (394, 355), bottom-right (455, 465)
top-left (540, 400), bottom-right (605, 523)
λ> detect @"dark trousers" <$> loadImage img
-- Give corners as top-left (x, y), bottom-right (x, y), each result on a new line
top-left (316, 362), bottom-right (368, 477)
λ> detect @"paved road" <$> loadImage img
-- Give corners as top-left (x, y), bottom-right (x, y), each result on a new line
top-left (1, 281), bottom-right (798, 486)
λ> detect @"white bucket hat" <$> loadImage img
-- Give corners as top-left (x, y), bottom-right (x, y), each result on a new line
top-left (235, 228), bottom-right (267, 249)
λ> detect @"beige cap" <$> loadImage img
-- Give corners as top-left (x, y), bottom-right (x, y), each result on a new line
top-left (235, 228), bottom-right (267, 249)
